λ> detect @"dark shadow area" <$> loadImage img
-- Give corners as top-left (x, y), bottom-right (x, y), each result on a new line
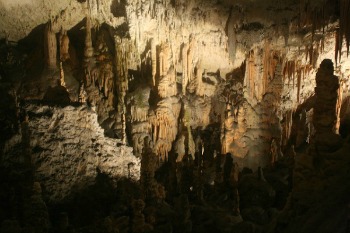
top-left (48, 171), bottom-right (141, 232)
top-left (42, 81), bottom-right (71, 107)
top-left (111, 0), bottom-right (127, 18)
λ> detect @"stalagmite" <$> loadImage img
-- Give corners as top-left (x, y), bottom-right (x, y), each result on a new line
top-left (221, 104), bottom-right (234, 155)
top-left (44, 22), bottom-right (57, 69)
top-left (336, 79), bottom-right (343, 133)
top-left (187, 126), bottom-right (195, 158)
top-left (59, 62), bottom-right (66, 87)
top-left (313, 59), bottom-right (341, 150)
top-left (78, 82), bottom-right (86, 103)
top-left (122, 106), bottom-right (127, 145)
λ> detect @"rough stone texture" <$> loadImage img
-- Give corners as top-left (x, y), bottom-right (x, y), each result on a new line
top-left (3, 104), bottom-right (140, 202)
top-left (0, 0), bottom-right (124, 41)
top-left (2, 1), bottom-right (350, 232)
top-left (2, 0), bottom-right (350, 170)
top-left (313, 59), bottom-right (342, 151)
top-left (285, 136), bottom-right (350, 233)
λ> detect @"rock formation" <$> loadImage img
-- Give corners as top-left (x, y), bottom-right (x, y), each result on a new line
top-left (1, 0), bottom-right (350, 232)
top-left (44, 22), bottom-right (57, 70)
top-left (313, 59), bottom-right (341, 151)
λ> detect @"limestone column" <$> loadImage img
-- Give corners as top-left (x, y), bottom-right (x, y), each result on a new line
top-left (313, 59), bottom-right (341, 151)
top-left (115, 36), bottom-right (128, 145)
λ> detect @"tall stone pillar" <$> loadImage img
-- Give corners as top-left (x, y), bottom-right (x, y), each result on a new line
top-left (313, 59), bottom-right (341, 151)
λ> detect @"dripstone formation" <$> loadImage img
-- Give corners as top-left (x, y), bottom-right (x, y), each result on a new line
top-left (313, 59), bottom-right (341, 151)
top-left (1, 0), bottom-right (350, 233)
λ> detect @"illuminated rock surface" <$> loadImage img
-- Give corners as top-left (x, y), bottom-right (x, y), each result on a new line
top-left (1, 0), bottom-right (350, 232)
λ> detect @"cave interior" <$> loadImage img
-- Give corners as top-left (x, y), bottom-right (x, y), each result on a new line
top-left (1, 0), bottom-right (350, 232)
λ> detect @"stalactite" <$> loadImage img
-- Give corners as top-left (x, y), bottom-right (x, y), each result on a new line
top-left (151, 39), bottom-right (157, 86)
top-left (305, 0), bottom-right (350, 64)
top-left (339, 0), bottom-right (350, 59)
top-left (44, 22), bottom-right (57, 69)
top-left (157, 42), bottom-right (177, 98)
top-left (187, 38), bottom-right (195, 83)
top-left (262, 41), bottom-right (278, 96)
top-left (196, 64), bottom-right (203, 96)
top-left (244, 44), bottom-right (279, 101)
top-left (262, 42), bottom-right (270, 96)
top-left (59, 30), bottom-right (70, 62)
top-left (335, 28), bottom-right (341, 65)
top-left (84, 16), bottom-right (94, 58)
top-left (182, 43), bottom-right (189, 95)
top-left (282, 110), bottom-right (293, 147)
top-left (283, 58), bottom-right (313, 102)
top-left (158, 67), bottom-right (177, 98)
top-left (159, 50), bottom-right (164, 77)
top-left (131, 106), bottom-right (149, 122)
top-left (162, 42), bottom-right (170, 76)
top-left (283, 60), bottom-right (296, 86)
top-left (103, 66), bottom-right (113, 98)
top-left (299, 0), bottom-right (330, 36)
top-left (245, 49), bottom-right (256, 100)
top-left (297, 68), bottom-right (302, 103)
top-left (149, 97), bottom-right (181, 161)
top-left (291, 61), bottom-right (295, 86)
top-left (129, 87), bottom-right (151, 155)
top-left (320, 36), bottom-right (325, 53)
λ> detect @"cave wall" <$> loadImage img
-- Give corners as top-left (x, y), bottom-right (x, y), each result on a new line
top-left (2, 1), bottom-right (350, 232)
top-left (1, 0), bottom-right (350, 170)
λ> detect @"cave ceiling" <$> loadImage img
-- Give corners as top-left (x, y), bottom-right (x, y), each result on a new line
top-left (0, 0), bottom-right (340, 68)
